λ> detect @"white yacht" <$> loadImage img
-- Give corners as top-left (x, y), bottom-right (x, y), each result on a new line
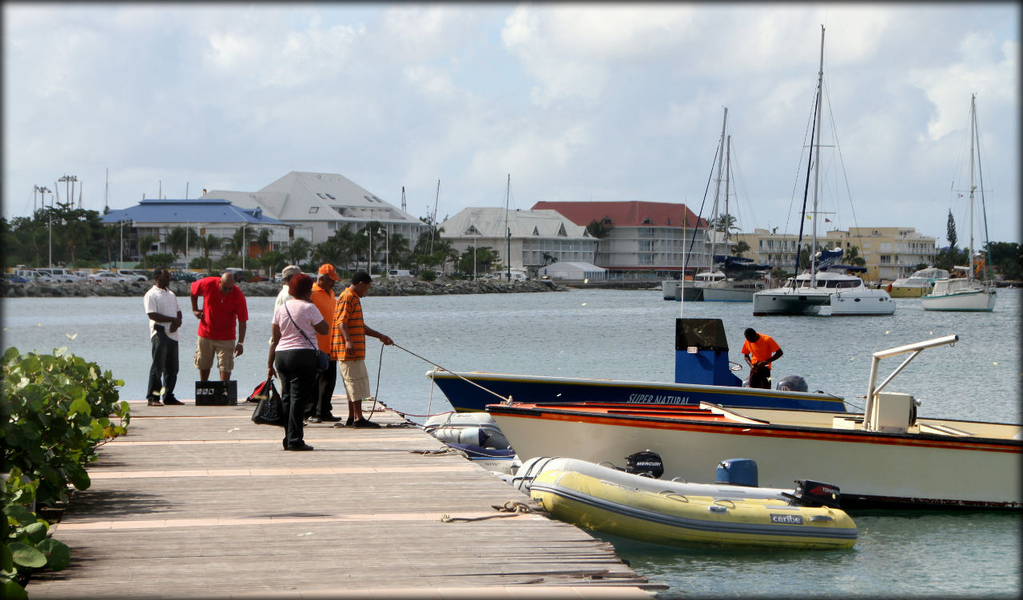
top-left (888, 267), bottom-right (949, 298)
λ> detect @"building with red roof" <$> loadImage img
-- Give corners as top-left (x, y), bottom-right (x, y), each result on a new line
top-left (532, 201), bottom-right (712, 275)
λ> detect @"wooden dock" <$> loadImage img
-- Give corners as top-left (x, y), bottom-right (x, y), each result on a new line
top-left (28, 399), bottom-right (660, 599)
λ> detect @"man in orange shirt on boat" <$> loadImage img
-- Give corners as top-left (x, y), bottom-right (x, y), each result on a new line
top-left (741, 328), bottom-right (783, 389)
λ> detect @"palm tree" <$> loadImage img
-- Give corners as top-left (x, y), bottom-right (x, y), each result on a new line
top-left (286, 237), bottom-right (312, 266)
top-left (386, 232), bottom-right (411, 269)
top-left (311, 240), bottom-right (344, 268)
top-left (257, 250), bottom-right (285, 277)
top-left (137, 234), bottom-right (158, 268)
top-left (256, 228), bottom-right (272, 255)
top-left (195, 234), bottom-right (221, 272)
top-left (730, 240), bottom-right (750, 258)
top-left (166, 227), bottom-right (189, 262)
top-left (356, 221), bottom-right (387, 272)
top-left (63, 218), bottom-right (91, 267)
top-left (231, 226), bottom-right (256, 260)
top-left (586, 219), bottom-right (613, 265)
top-left (845, 245), bottom-right (866, 267)
top-left (102, 224), bottom-right (120, 267)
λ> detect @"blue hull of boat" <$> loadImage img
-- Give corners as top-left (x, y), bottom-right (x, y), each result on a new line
top-left (428, 372), bottom-right (847, 413)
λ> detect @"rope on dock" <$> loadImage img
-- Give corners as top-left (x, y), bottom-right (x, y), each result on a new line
top-left (389, 342), bottom-right (512, 404)
top-left (440, 500), bottom-right (540, 522)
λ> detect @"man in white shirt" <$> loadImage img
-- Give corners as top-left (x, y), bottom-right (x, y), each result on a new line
top-left (144, 268), bottom-right (183, 406)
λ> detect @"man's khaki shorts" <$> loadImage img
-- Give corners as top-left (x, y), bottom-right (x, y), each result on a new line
top-left (339, 360), bottom-right (371, 401)
top-left (194, 337), bottom-right (235, 372)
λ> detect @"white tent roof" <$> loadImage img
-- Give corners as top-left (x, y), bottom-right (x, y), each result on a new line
top-left (539, 262), bottom-right (607, 278)
top-left (203, 171), bottom-right (420, 225)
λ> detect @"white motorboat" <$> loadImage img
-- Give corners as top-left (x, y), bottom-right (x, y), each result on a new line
top-left (489, 335), bottom-right (1023, 511)
top-left (888, 267), bottom-right (949, 298)
top-left (922, 95), bottom-right (997, 312)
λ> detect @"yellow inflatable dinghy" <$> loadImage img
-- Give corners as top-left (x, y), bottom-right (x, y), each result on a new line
top-left (530, 469), bottom-right (857, 550)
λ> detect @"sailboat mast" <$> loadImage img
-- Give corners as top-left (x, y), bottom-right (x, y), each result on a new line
top-left (709, 107), bottom-right (728, 272)
top-left (429, 179), bottom-right (440, 256)
top-left (810, 25), bottom-right (825, 286)
top-left (724, 134), bottom-right (731, 245)
top-left (968, 93), bottom-right (976, 284)
top-left (505, 173), bottom-right (511, 282)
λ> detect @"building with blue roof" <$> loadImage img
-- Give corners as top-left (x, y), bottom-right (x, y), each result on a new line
top-left (101, 198), bottom-right (288, 269)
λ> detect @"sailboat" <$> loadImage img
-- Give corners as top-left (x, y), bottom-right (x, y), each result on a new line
top-left (921, 95), bottom-right (997, 312)
top-left (752, 26), bottom-right (895, 317)
top-left (701, 132), bottom-right (769, 302)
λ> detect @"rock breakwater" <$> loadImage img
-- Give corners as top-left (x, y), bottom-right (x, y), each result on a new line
top-left (2, 278), bottom-right (564, 298)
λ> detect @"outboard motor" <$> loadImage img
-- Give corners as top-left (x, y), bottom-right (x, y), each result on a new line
top-left (716, 458), bottom-right (759, 487)
top-left (786, 480), bottom-right (842, 508)
top-left (624, 450), bottom-right (664, 479)
top-left (776, 375), bottom-right (808, 392)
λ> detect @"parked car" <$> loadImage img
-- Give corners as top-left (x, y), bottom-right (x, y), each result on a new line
top-left (116, 269), bottom-right (148, 282)
top-left (4, 273), bottom-right (30, 283)
top-left (170, 271), bottom-right (199, 282)
top-left (247, 274), bottom-right (269, 283)
top-left (90, 271), bottom-right (132, 284)
top-left (36, 268), bottom-right (77, 283)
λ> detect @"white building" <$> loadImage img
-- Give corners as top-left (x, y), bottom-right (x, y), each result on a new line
top-left (201, 171), bottom-right (426, 248)
top-left (439, 207), bottom-right (596, 274)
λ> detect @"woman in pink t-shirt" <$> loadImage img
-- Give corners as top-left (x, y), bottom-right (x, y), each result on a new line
top-left (267, 274), bottom-right (328, 451)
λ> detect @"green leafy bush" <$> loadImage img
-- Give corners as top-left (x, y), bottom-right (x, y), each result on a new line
top-left (2, 469), bottom-right (70, 599)
top-left (419, 269), bottom-right (437, 282)
top-left (1, 347), bottom-right (129, 596)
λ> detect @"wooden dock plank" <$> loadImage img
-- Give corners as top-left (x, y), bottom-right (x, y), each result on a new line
top-left (27, 401), bottom-right (659, 599)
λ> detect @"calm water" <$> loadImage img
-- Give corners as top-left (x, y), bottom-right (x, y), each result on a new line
top-left (2, 288), bottom-right (1020, 596)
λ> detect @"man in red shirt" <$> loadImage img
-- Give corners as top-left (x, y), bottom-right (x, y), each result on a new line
top-left (190, 271), bottom-right (249, 382)
top-left (306, 264), bottom-right (342, 423)
top-left (741, 328), bottom-right (783, 389)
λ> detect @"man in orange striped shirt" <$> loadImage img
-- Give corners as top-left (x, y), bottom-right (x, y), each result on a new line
top-left (330, 271), bottom-right (393, 427)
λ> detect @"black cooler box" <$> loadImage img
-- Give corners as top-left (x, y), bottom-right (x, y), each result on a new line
top-left (195, 380), bottom-right (238, 405)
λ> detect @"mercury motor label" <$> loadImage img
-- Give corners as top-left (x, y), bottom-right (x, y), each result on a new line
top-left (626, 393), bottom-right (690, 405)
top-left (770, 514), bottom-right (804, 525)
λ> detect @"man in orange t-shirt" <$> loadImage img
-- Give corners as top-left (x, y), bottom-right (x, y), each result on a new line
top-left (330, 271), bottom-right (393, 427)
top-left (306, 264), bottom-right (342, 423)
top-left (741, 328), bottom-right (783, 389)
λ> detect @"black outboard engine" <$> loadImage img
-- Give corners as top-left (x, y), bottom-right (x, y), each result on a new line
top-left (776, 375), bottom-right (808, 392)
top-left (624, 450), bottom-right (664, 479)
top-left (786, 479), bottom-right (842, 508)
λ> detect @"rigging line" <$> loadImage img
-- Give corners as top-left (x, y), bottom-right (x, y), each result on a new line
top-left (822, 78), bottom-right (862, 249)
top-left (793, 77), bottom-right (821, 285)
top-left (683, 136), bottom-right (723, 272)
top-left (972, 100), bottom-right (995, 281)
top-left (389, 342), bottom-right (511, 403)
top-left (726, 139), bottom-right (760, 233)
top-left (786, 86), bottom-right (820, 238)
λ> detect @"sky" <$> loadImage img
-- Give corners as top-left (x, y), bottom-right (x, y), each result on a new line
top-left (3, 2), bottom-right (1019, 246)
